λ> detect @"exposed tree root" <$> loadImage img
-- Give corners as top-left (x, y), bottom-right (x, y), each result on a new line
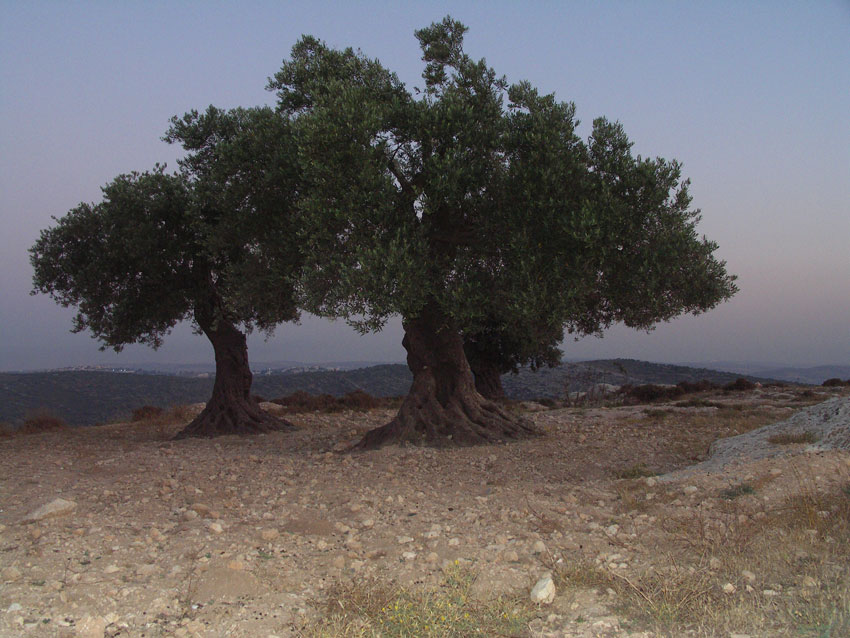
top-left (173, 397), bottom-right (295, 439)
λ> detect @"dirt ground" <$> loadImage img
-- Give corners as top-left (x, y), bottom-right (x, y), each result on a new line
top-left (1, 385), bottom-right (848, 638)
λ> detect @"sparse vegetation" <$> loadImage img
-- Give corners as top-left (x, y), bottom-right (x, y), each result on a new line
top-left (557, 476), bottom-right (850, 636)
top-left (303, 564), bottom-right (533, 638)
top-left (624, 383), bottom-right (685, 403)
top-left (723, 377), bottom-right (758, 392)
top-left (615, 463), bottom-right (658, 479)
top-left (273, 390), bottom-right (400, 413)
top-left (131, 405), bottom-right (164, 422)
top-left (720, 482), bottom-right (756, 500)
top-left (768, 431), bottom-right (821, 445)
top-left (823, 378), bottom-right (850, 387)
top-left (18, 408), bottom-right (67, 434)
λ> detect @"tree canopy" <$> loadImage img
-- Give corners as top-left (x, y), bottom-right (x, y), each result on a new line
top-left (268, 16), bottom-right (736, 446)
top-left (31, 106), bottom-right (302, 438)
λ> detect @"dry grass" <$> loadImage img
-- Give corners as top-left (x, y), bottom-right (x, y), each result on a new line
top-left (768, 431), bottom-right (821, 445)
top-left (557, 468), bottom-right (850, 637)
top-left (13, 408), bottom-right (69, 435)
top-left (128, 403), bottom-right (198, 439)
top-left (301, 563), bottom-right (533, 638)
top-left (273, 390), bottom-right (401, 414)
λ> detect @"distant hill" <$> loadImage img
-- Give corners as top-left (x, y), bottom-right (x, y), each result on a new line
top-left (0, 359), bottom-right (786, 428)
top-left (712, 364), bottom-right (850, 385)
top-left (501, 358), bottom-right (783, 400)
top-left (0, 365), bottom-right (412, 428)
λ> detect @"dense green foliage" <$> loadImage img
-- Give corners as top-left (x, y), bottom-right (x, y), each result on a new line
top-left (30, 106), bottom-right (299, 352)
top-left (269, 16), bottom-right (736, 356)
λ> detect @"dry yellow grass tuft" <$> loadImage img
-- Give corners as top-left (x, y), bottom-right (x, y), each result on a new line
top-left (303, 563), bottom-right (533, 638)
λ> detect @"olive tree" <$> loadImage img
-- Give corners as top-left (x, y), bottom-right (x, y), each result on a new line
top-left (268, 17), bottom-right (736, 447)
top-left (31, 106), bottom-right (301, 438)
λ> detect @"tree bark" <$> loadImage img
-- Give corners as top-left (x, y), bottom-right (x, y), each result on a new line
top-left (469, 357), bottom-right (507, 402)
top-left (173, 317), bottom-right (295, 439)
top-left (355, 303), bottom-right (537, 449)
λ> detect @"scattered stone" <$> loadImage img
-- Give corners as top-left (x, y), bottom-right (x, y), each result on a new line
top-left (532, 540), bottom-right (547, 554)
top-left (605, 524), bottom-right (620, 536)
top-left (683, 485), bottom-right (698, 495)
top-left (448, 538), bottom-right (460, 546)
top-left (7, 603), bottom-right (22, 612)
top-left (260, 528), bottom-right (279, 541)
top-left (762, 589), bottom-right (779, 597)
top-left (402, 551), bottom-right (416, 561)
top-left (21, 498), bottom-right (77, 523)
top-left (226, 560), bottom-right (245, 571)
top-left (709, 557), bottom-right (721, 570)
top-left (397, 536), bottom-right (414, 545)
top-left (801, 576), bottom-right (818, 588)
top-left (136, 564), bottom-right (157, 576)
top-left (722, 583), bottom-right (736, 594)
top-left (360, 518), bottom-right (375, 529)
top-left (503, 550), bottom-right (519, 562)
top-left (182, 510), bottom-right (199, 521)
top-left (193, 567), bottom-right (264, 602)
top-left (208, 522), bottom-right (224, 534)
top-left (742, 570), bottom-right (756, 584)
top-left (332, 556), bottom-right (345, 569)
top-left (103, 565), bottom-right (120, 574)
top-left (425, 552), bottom-right (439, 563)
top-left (530, 573), bottom-right (556, 604)
top-left (191, 503), bottom-right (211, 517)
top-left (76, 614), bottom-right (107, 638)
top-left (2, 567), bottom-right (22, 582)
top-left (645, 476), bottom-right (657, 487)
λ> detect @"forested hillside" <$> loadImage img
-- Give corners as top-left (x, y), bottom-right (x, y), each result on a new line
top-left (0, 360), bottom-right (784, 428)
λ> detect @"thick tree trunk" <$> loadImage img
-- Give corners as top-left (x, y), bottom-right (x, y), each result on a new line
top-left (173, 318), bottom-right (295, 439)
top-left (469, 357), bottom-right (507, 402)
top-left (355, 304), bottom-right (537, 449)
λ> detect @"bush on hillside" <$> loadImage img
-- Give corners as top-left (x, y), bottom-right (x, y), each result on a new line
top-left (19, 408), bottom-right (67, 434)
top-left (676, 379), bottom-right (718, 393)
top-left (132, 405), bottom-right (164, 421)
top-left (822, 378), bottom-right (850, 387)
top-left (622, 384), bottom-right (685, 403)
top-left (723, 378), bottom-right (756, 392)
top-left (273, 389), bottom-right (391, 413)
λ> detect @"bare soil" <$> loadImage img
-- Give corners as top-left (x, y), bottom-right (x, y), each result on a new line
top-left (1, 386), bottom-right (848, 638)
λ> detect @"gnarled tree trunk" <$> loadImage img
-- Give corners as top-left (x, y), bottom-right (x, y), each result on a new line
top-left (174, 316), bottom-right (294, 439)
top-left (468, 356), bottom-right (507, 402)
top-left (355, 303), bottom-right (536, 449)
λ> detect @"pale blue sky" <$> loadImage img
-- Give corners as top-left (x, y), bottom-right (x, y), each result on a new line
top-left (1, 1), bottom-right (848, 370)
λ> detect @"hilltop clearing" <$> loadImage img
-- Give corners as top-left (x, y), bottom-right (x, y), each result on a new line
top-left (1, 385), bottom-right (848, 637)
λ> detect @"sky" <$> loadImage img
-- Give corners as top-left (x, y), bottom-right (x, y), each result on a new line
top-left (1, 1), bottom-right (848, 372)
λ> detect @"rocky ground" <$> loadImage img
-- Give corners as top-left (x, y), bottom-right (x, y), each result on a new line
top-left (1, 385), bottom-right (848, 638)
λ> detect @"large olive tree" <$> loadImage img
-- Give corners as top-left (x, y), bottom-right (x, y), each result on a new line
top-left (269, 17), bottom-right (736, 447)
top-left (31, 106), bottom-right (301, 438)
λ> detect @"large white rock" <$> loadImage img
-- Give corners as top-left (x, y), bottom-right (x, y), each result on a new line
top-left (21, 498), bottom-right (77, 523)
top-left (530, 573), bottom-right (556, 604)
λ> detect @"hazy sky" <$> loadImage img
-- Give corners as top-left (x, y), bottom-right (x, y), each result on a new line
top-left (1, 1), bottom-right (848, 371)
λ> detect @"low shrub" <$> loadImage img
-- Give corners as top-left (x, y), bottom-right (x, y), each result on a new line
top-left (823, 378), bottom-right (850, 387)
top-left (338, 389), bottom-right (381, 410)
top-left (676, 379), bottom-right (718, 394)
top-left (131, 405), bottom-right (164, 422)
top-left (723, 378), bottom-right (756, 392)
top-left (624, 384), bottom-right (684, 403)
top-left (19, 408), bottom-right (67, 434)
top-left (767, 431), bottom-right (820, 445)
top-left (273, 390), bottom-right (392, 413)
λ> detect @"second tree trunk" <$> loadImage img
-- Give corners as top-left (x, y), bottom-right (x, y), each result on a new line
top-left (355, 303), bottom-right (536, 449)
